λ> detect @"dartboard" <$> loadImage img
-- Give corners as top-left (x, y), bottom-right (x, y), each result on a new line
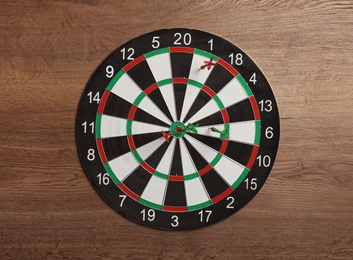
top-left (76, 28), bottom-right (280, 230)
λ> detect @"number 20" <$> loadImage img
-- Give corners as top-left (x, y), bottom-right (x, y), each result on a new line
top-left (174, 32), bottom-right (191, 45)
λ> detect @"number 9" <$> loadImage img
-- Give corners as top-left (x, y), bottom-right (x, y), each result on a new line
top-left (106, 65), bottom-right (114, 78)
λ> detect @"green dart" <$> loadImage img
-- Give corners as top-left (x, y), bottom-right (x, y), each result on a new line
top-left (185, 123), bottom-right (199, 134)
top-left (211, 127), bottom-right (230, 140)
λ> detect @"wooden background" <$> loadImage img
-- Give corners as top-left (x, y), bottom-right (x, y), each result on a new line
top-left (1, 0), bottom-right (352, 259)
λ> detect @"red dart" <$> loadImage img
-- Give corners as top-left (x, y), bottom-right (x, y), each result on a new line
top-left (161, 130), bottom-right (172, 142)
top-left (200, 57), bottom-right (217, 70)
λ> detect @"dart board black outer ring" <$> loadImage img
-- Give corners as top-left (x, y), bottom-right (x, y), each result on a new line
top-left (76, 28), bottom-right (280, 230)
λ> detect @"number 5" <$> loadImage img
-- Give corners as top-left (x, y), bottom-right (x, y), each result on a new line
top-left (152, 36), bottom-right (160, 49)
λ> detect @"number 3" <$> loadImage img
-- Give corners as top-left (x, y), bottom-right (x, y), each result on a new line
top-left (171, 215), bottom-right (179, 227)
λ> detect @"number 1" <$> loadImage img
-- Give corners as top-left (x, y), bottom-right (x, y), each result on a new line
top-left (208, 39), bottom-right (213, 50)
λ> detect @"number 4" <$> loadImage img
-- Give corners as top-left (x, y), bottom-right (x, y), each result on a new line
top-left (250, 73), bottom-right (257, 84)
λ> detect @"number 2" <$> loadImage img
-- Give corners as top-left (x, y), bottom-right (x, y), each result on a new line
top-left (226, 196), bottom-right (235, 209)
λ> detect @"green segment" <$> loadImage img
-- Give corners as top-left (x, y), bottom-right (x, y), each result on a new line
top-left (188, 200), bottom-right (212, 211)
top-left (126, 120), bottom-right (132, 135)
top-left (154, 171), bottom-right (169, 180)
top-left (237, 74), bottom-right (253, 97)
top-left (255, 120), bottom-right (261, 145)
top-left (210, 153), bottom-right (223, 167)
top-left (213, 95), bottom-right (224, 110)
top-left (107, 70), bottom-right (124, 91)
top-left (232, 168), bottom-right (250, 189)
top-left (95, 113), bottom-right (102, 139)
top-left (104, 162), bottom-right (120, 184)
top-left (157, 78), bottom-right (173, 87)
top-left (134, 92), bottom-right (146, 106)
top-left (194, 49), bottom-right (218, 61)
top-left (131, 150), bottom-right (143, 164)
top-left (139, 198), bottom-right (163, 210)
top-left (183, 172), bottom-right (199, 181)
top-left (144, 47), bottom-right (169, 59)
top-left (187, 79), bottom-right (203, 88)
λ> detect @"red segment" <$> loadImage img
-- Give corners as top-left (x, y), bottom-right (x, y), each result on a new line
top-left (123, 55), bottom-right (145, 72)
top-left (173, 78), bottom-right (188, 84)
top-left (96, 138), bottom-right (107, 163)
top-left (168, 175), bottom-right (184, 181)
top-left (219, 139), bottom-right (229, 154)
top-left (127, 135), bottom-right (136, 150)
top-left (217, 58), bottom-right (238, 76)
top-left (249, 96), bottom-right (260, 120)
top-left (141, 162), bottom-right (154, 174)
top-left (221, 109), bottom-right (230, 124)
top-left (201, 85), bottom-right (216, 98)
top-left (144, 83), bottom-right (158, 95)
top-left (119, 183), bottom-right (139, 201)
top-left (212, 187), bottom-right (233, 204)
top-left (127, 106), bottom-right (137, 120)
top-left (169, 47), bottom-right (194, 53)
top-left (97, 90), bottom-right (110, 114)
top-left (246, 145), bottom-right (259, 169)
top-left (162, 205), bottom-right (188, 212)
top-left (199, 164), bottom-right (212, 176)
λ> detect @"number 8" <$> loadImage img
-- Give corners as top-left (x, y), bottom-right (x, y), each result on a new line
top-left (87, 148), bottom-right (95, 161)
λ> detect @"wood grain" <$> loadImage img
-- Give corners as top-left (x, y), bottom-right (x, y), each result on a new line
top-left (1, 0), bottom-right (353, 258)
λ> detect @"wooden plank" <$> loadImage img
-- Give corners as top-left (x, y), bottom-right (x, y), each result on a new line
top-left (0, 0), bottom-right (352, 258)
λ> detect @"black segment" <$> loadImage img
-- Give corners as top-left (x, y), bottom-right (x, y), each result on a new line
top-left (132, 132), bottom-right (162, 150)
top-left (194, 110), bottom-right (224, 126)
top-left (170, 139), bottom-right (183, 176)
top-left (123, 165), bottom-right (152, 196)
top-left (174, 83), bottom-right (187, 121)
top-left (147, 88), bottom-right (174, 122)
top-left (223, 141), bottom-right (253, 167)
top-left (204, 63), bottom-right (234, 94)
top-left (133, 106), bottom-right (169, 127)
top-left (104, 93), bottom-right (132, 119)
top-left (183, 137), bottom-right (209, 171)
top-left (127, 60), bottom-right (156, 91)
top-left (201, 168), bottom-right (230, 199)
top-left (170, 52), bottom-right (193, 78)
top-left (104, 92), bottom-right (169, 127)
top-left (227, 98), bottom-right (254, 123)
top-left (145, 141), bottom-right (171, 169)
top-left (102, 136), bottom-right (130, 161)
top-left (163, 181), bottom-right (187, 207)
top-left (187, 133), bottom-right (222, 152)
top-left (183, 90), bottom-right (212, 124)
